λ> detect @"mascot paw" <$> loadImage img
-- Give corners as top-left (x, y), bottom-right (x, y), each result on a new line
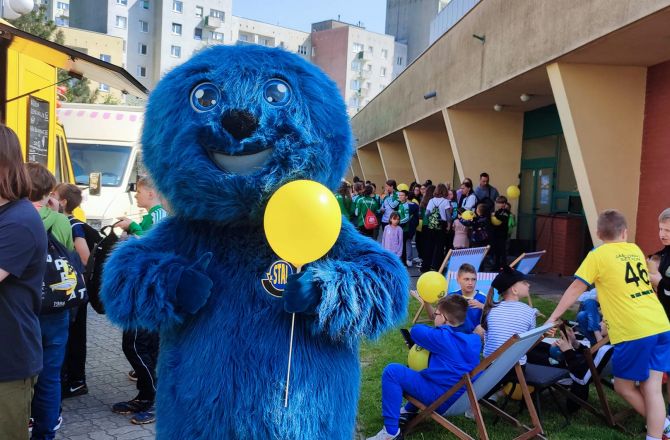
top-left (175, 252), bottom-right (214, 314)
top-left (283, 270), bottom-right (321, 314)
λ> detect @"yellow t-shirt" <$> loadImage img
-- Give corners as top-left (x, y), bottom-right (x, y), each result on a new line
top-left (575, 242), bottom-right (670, 344)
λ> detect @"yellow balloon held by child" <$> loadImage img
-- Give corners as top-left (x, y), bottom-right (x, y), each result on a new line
top-left (408, 344), bottom-right (430, 371)
top-left (506, 185), bottom-right (521, 200)
top-left (491, 215), bottom-right (503, 226)
top-left (461, 210), bottom-right (475, 221)
top-left (264, 180), bottom-right (342, 267)
top-left (416, 271), bottom-right (446, 303)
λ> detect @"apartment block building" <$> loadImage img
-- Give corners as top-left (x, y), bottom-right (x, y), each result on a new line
top-left (311, 20), bottom-right (402, 115)
top-left (232, 16), bottom-right (310, 61)
top-left (69, 0), bottom-right (232, 89)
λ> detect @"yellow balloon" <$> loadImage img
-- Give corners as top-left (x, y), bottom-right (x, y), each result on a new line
top-left (408, 344), bottom-right (431, 371)
top-left (491, 215), bottom-right (502, 226)
top-left (506, 185), bottom-right (521, 200)
top-left (264, 180), bottom-right (342, 267)
top-left (397, 183), bottom-right (409, 192)
top-left (416, 271), bottom-right (447, 303)
top-left (461, 210), bottom-right (475, 221)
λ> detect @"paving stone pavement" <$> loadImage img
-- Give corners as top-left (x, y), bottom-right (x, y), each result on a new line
top-left (58, 307), bottom-right (156, 440)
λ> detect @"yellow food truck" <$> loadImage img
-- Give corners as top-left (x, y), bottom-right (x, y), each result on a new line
top-left (0, 19), bottom-right (147, 192)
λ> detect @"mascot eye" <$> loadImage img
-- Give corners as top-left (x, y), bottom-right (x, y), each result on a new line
top-left (263, 79), bottom-right (291, 107)
top-left (190, 82), bottom-right (220, 112)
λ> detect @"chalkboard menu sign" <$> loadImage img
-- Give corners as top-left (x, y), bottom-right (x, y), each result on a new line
top-left (27, 96), bottom-right (50, 166)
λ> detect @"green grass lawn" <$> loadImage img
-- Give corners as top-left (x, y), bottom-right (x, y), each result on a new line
top-left (357, 295), bottom-right (644, 439)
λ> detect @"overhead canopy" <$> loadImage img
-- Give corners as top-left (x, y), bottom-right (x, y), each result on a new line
top-left (0, 22), bottom-right (148, 98)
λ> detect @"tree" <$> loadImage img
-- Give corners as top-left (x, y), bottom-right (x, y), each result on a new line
top-left (7, 5), bottom-right (55, 40)
top-left (10, 5), bottom-right (104, 104)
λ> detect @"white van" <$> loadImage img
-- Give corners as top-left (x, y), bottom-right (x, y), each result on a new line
top-left (57, 103), bottom-right (145, 230)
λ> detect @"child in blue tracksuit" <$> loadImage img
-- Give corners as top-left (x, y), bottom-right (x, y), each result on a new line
top-left (367, 295), bottom-right (481, 440)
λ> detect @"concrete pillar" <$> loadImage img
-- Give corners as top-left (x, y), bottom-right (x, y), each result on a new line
top-left (547, 62), bottom-right (646, 243)
top-left (377, 136), bottom-right (416, 186)
top-left (442, 108), bottom-right (524, 193)
top-left (350, 154), bottom-right (364, 181)
top-left (357, 143), bottom-right (386, 187)
top-left (403, 114), bottom-right (455, 185)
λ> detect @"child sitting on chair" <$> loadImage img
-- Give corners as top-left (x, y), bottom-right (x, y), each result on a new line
top-left (448, 263), bottom-right (487, 330)
top-left (367, 295), bottom-right (481, 440)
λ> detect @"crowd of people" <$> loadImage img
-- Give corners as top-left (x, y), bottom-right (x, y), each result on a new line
top-left (0, 125), bottom-right (168, 440)
top-left (3, 116), bottom-right (670, 440)
top-left (337, 173), bottom-right (515, 273)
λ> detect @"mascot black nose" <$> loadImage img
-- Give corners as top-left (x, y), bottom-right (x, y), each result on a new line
top-left (221, 109), bottom-right (258, 141)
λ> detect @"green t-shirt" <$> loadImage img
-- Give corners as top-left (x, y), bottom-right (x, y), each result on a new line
top-left (335, 194), bottom-right (353, 219)
top-left (40, 206), bottom-right (74, 251)
top-left (354, 196), bottom-right (380, 227)
top-left (128, 205), bottom-right (168, 236)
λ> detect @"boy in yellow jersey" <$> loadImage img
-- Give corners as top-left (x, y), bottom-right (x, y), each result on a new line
top-left (549, 210), bottom-right (670, 440)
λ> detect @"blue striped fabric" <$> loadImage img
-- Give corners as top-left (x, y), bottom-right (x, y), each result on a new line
top-left (483, 301), bottom-right (537, 364)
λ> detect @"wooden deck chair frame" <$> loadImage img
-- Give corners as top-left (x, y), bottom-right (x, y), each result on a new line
top-left (510, 250), bottom-right (547, 275)
top-left (551, 335), bottom-right (633, 432)
top-left (403, 323), bottom-right (555, 440)
top-left (412, 246), bottom-right (491, 324)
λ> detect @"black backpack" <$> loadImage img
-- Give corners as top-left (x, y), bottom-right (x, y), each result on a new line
top-left (85, 223), bottom-right (120, 314)
top-left (42, 230), bottom-right (88, 314)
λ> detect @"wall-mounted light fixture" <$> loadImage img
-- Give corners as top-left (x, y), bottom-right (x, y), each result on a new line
top-left (520, 93), bottom-right (533, 102)
top-left (493, 104), bottom-right (503, 112)
top-left (423, 91), bottom-right (437, 100)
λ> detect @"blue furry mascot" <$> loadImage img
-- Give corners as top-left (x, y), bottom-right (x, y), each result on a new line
top-left (101, 45), bottom-right (409, 439)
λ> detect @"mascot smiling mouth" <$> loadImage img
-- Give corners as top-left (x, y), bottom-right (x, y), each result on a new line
top-left (209, 148), bottom-right (274, 176)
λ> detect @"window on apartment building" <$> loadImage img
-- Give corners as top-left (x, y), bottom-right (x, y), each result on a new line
top-left (238, 34), bottom-right (249, 42)
top-left (172, 22), bottom-right (182, 35)
top-left (139, 20), bottom-right (148, 33)
top-left (56, 2), bottom-right (68, 10)
top-left (311, 47), bottom-right (316, 57)
top-left (115, 15), bottom-right (127, 29)
top-left (351, 60), bottom-right (361, 71)
top-left (367, 46), bottom-right (374, 55)
top-left (99, 54), bottom-right (111, 63)
top-left (297, 45), bottom-right (308, 55)
top-left (116, 0), bottom-right (127, 5)
top-left (381, 48), bottom-right (388, 59)
top-left (366, 63), bottom-right (372, 71)
top-left (210, 9), bottom-right (225, 20)
top-left (366, 81), bottom-right (372, 90)
top-left (137, 66), bottom-right (147, 77)
top-left (352, 42), bottom-right (364, 53)
top-left (380, 66), bottom-right (387, 77)
top-left (210, 32), bottom-right (224, 42)
top-left (141, 1), bottom-right (149, 9)
top-left (138, 43), bottom-right (147, 54)
top-left (350, 79), bottom-right (361, 91)
top-left (99, 83), bottom-right (110, 92)
top-left (397, 56), bottom-right (403, 65)
top-left (170, 45), bottom-right (182, 58)
top-left (55, 17), bottom-right (69, 26)
top-left (349, 96), bottom-right (360, 109)
top-left (194, 28), bottom-right (203, 40)
top-left (172, 1), bottom-right (183, 13)
top-left (379, 84), bottom-right (386, 90)
top-left (259, 37), bottom-right (272, 47)
top-left (195, 6), bottom-right (203, 17)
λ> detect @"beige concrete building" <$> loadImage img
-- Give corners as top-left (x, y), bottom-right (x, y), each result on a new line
top-left (350, 0), bottom-right (670, 273)
top-left (232, 16), bottom-right (310, 61)
top-left (58, 26), bottom-right (125, 103)
top-left (311, 20), bottom-right (401, 115)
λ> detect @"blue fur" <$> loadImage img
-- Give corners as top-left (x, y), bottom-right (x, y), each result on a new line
top-left (101, 45), bottom-right (409, 439)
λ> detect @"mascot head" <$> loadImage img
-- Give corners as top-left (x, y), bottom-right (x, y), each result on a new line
top-left (141, 44), bottom-right (353, 224)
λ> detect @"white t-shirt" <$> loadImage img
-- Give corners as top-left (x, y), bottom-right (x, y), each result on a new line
top-left (426, 197), bottom-right (450, 221)
top-left (484, 301), bottom-right (537, 364)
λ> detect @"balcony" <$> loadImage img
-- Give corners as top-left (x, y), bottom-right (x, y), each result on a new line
top-left (205, 16), bottom-right (222, 28)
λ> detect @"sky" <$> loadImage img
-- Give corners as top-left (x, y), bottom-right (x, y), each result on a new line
top-left (232, 0), bottom-right (388, 34)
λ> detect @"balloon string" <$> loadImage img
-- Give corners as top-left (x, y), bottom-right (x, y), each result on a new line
top-left (284, 265), bottom-right (301, 408)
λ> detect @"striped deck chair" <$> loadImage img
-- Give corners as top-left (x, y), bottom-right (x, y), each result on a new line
top-left (403, 323), bottom-right (555, 440)
top-left (412, 246), bottom-right (490, 324)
